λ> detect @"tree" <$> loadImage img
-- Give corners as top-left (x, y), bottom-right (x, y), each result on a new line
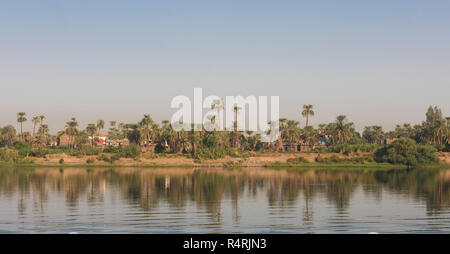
top-left (375, 138), bottom-right (437, 166)
top-left (123, 123), bottom-right (140, 144)
top-left (0, 125), bottom-right (16, 147)
top-left (138, 114), bottom-right (155, 148)
top-left (434, 119), bottom-right (449, 145)
top-left (302, 105), bottom-right (314, 127)
top-left (420, 105), bottom-right (445, 144)
top-left (330, 115), bottom-right (354, 145)
top-left (211, 98), bottom-right (224, 130)
top-left (39, 115), bottom-right (45, 135)
top-left (362, 125), bottom-right (384, 144)
top-left (232, 105), bottom-right (241, 148)
top-left (17, 112), bottom-right (27, 139)
top-left (86, 124), bottom-right (98, 146)
top-left (65, 117), bottom-right (79, 149)
top-left (302, 126), bottom-right (318, 146)
top-left (96, 120), bottom-right (105, 136)
top-left (282, 120), bottom-right (301, 151)
top-left (37, 124), bottom-right (49, 146)
top-left (189, 124), bottom-right (201, 157)
top-left (32, 116), bottom-right (40, 137)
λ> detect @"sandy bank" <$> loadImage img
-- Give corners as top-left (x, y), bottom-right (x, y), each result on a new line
top-left (27, 152), bottom-right (450, 167)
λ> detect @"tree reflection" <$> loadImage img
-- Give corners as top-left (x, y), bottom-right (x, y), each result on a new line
top-left (1, 167), bottom-right (450, 220)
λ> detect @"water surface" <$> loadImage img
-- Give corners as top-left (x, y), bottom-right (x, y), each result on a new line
top-left (1, 166), bottom-right (450, 233)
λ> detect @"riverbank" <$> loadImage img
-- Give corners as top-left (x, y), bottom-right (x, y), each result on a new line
top-left (2, 151), bottom-right (448, 169)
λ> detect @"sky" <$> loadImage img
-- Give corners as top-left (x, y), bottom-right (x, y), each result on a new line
top-left (0, 0), bottom-right (449, 134)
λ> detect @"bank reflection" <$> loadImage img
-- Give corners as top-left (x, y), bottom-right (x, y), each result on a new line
top-left (1, 167), bottom-right (450, 220)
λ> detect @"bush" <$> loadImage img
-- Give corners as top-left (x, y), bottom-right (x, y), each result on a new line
top-left (97, 153), bottom-right (121, 164)
top-left (0, 147), bottom-right (21, 163)
top-left (416, 145), bottom-right (439, 164)
top-left (46, 147), bottom-right (72, 155)
top-left (102, 147), bottom-right (121, 153)
top-left (314, 154), bottom-right (374, 164)
top-left (120, 145), bottom-right (141, 159)
top-left (86, 158), bottom-right (95, 164)
top-left (110, 154), bottom-right (121, 163)
top-left (76, 145), bottom-right (101, 156)
top-left (442, 143), bottom-right (450, 152)
top-left (313, 146), bottom-right (328, 153)
top-left (14, 142), bottom-right (33, 157)
top-left (375, 138), bottom-right (437, 166)
top-left (59, 158), bottom-right (64, 164)
top-left (194, 147), bottom-right (228, 161)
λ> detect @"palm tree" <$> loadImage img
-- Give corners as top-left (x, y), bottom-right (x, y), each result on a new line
top-left (96, 120), bottom-right (105, 136)
top-left (86, 124), bottom-right (98, 146)
top-left (39, 115), bottom-right (45, 134)
top-left (332, 115), bottom-right (354, 144)
top-left (139, 114), bottom-right (155, 148)
top-left (279, 118), bottom-right (288, 132)
top-left (65, 117), bottom-right (79, 149)
top-left (302, 105), bottom-right (314, 127)
top-left (362, 125), bottom-right (384, 144)
top-left (205, 114), bottom-right (217, 132)
top-left (38, 124), bottom-right (49, 146)
top-left (188, 124), bottom-right (201, 157)
top-left (32, 116), bottom-right (40, 137)
top-left (434, 119), bottom-right (449, 145)
top-left (211, 98), bottom-right (224, 130)
top-left (282, 120), bottom-right (301, 151)
top-left (17, 112), bottom-right (27, 139)
top-left (232, 105), bottom-right (241, 147)
top-left (302, 126), bottom-right (317, 147)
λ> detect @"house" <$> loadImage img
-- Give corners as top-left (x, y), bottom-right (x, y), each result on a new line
top-left (58, 133), bottom-right (72, 147)
top-left (48, 136), bottom-right (58, 147)
top-left (105, 138), bottom-right (130, 148)
top-left (88, 134), bottom-right (108, 147)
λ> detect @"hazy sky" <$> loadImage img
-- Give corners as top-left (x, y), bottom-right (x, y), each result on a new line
top-left (1, 0), bottom-right (449, 133)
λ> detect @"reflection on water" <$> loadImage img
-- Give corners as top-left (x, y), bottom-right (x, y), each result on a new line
top-left (1, 167), bottom-right (450, 233)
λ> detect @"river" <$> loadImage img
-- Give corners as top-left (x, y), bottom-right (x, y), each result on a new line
top-left (0, 167), bottom-right (449, 233)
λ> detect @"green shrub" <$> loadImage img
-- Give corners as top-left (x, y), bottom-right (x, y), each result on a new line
top-left (314, 154), bottom-right (374, 164)
top-left (97, 154), bottom-right (109, 162)
top-left (120, 145), bottom-right (141, 159)
top-left (76, 145), bottom-right (101, 156)
top-left (86, 158), bottom-right (95, 164)
top-left (0, 147), bottom-right (21, 163)
top-left (312, 146), bottom-right (328, 153)
top-left (102, 147), bottom-right (121, 153)
top-left (416, 145), bottom-right (438, 164)
top-left (442, 143), bottom-right (450, 152)
top-left (375, 138), bottom-right (437, 166)
top-left (97, 153), bottom-right (120, 163)
top-left (194, 147), bottom-right (229, 161)
top-left (110, 154), bottom-right (121, 163)
top-left (14, 142), bottom-right (33, 157)
top-left (59, 158), bottom-right (64, 164)
top-left (46, 148), bottom-right (71, 155)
